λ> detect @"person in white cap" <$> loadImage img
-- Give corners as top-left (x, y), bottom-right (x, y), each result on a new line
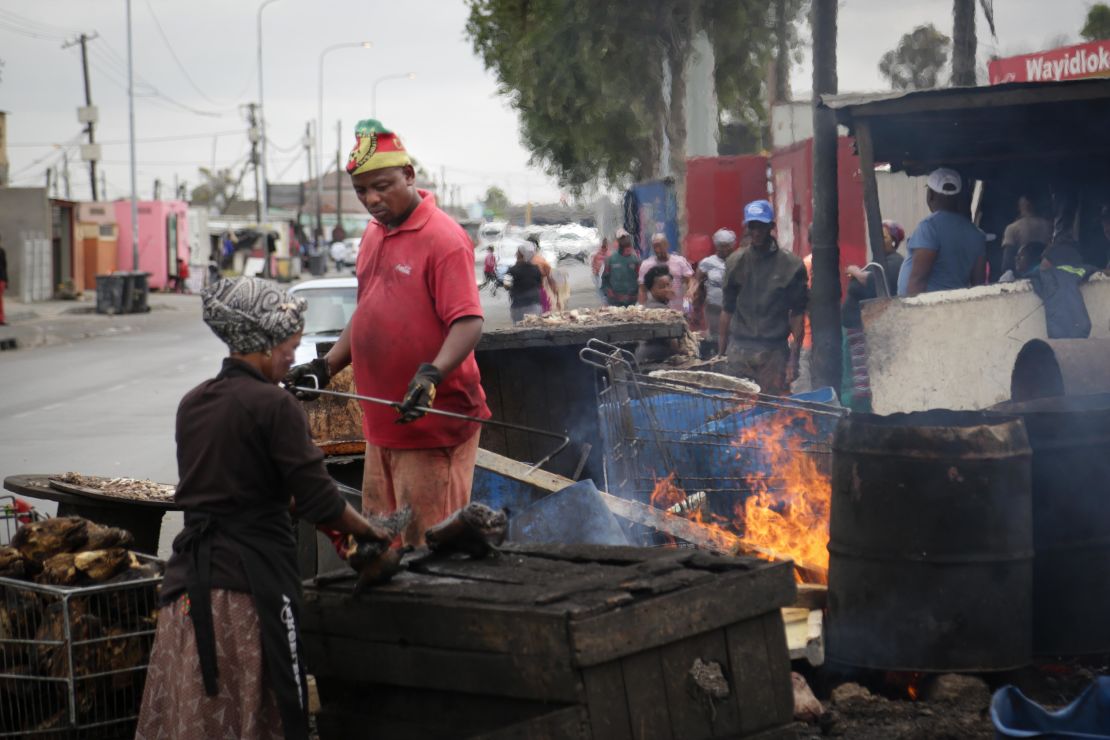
top-left (897, 167), bottom-right (986, 297)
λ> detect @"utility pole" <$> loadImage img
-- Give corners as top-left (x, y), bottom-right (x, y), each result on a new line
top-left (311, 121), bottom-right (322, 241)
top-left (100, 170), bottom-right (107, 200)
top-left (302, 121), bottom-right (313, 237)
top-left (247, 103), bottom-right (262, 224)
top-left (334, 119), bottom-right (342, 238)
top-left (62, 151), bottom-right (71, 199)
top-left (126, 0), bottom-right (139, 271)
top-left (810, 0), bottom-right (841, 392)
top-left (153, 178), bottom-right (162, 200)
top-left (62, 32), bottom-right (100, 200)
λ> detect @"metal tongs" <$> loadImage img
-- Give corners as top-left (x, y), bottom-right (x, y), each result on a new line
top-left (289, 378), bottom-right (570, 475)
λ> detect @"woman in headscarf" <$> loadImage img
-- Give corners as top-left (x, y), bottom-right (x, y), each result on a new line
top-left (137, 277), bottom-right (388, 740)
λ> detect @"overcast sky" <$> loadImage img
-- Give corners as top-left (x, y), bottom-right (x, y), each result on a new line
top-left (0, 0), bottom-right (1097, 207)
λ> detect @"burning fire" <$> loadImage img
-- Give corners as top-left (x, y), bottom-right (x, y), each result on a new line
top-left (732, 409), bottom-right (831, 582)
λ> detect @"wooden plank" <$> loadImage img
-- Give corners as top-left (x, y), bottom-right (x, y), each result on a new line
top-left (620, 649), bottom-right (673, 740)
top-left (792, 583), bottom-right (827, 610)
top-left (582, 661), bottom-right (634, 740)
top-left (301, 591), bottom-right (569, 655)
top-left (304, 634), bottom-right (581, 703)
top-left (478, 320), bottom-right (685, 352)
top-left (500, 542), bottom-right (674, 565)
top-left (658, 631), bottom-right (740, 739)
top-left (725, 611), bottom-right (794, 736)
top-left (570, 562), bottom-right (795, 667)
top-left (476, 706), bottom-right (590, 740)
top-left (855, 119), bottom-right (888, 268)
top-left (475, 447), bottom-right (574, 493)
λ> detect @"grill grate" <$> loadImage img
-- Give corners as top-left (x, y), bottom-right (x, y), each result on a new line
top-left (581, 340), bottom-right (845, 541)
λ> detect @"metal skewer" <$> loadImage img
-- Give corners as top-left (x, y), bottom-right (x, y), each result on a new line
top-left (291, 385), bottom-right (571, 476)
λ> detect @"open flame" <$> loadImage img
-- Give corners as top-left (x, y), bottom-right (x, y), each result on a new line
top-left (732, 409), bottom-right (831, 582)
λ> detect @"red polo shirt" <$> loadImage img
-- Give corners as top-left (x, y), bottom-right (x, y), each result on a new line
top-left (351, 191), bottom-right (489, 449)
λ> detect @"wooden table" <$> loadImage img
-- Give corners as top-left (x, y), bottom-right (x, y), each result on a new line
top-left (475, 319), bottom-right (686, 481)
top-left (302, 542), bottom-right (795, 739)
top-left (3, 474), bottom-right (177, 554)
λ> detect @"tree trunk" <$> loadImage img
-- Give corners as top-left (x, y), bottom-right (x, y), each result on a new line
top-left (771, 0), bottom-right (791, 104)
top-left (809, 0), bottom-right (842, 393)
top-left (952, 0), bottom-right (977, 86)
top-left (664, 3), bottom-right (692, 250)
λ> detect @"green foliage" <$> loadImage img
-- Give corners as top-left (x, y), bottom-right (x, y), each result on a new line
top-left (483, 185), bottom-right (511, 217)
top-left (190, 167), bottom-right (237, 209)
top-left (879, 24), bottom-right (951, 90)
top-left (465, 0), bottom-right (801, 191)
top-left (1081, 3), bottom-right (1110, 40)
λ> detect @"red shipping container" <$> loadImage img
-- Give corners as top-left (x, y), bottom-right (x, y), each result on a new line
top-left (769, 136), bottom-right (867, 288)
top-left (684, 155), bottom-right (769, 265)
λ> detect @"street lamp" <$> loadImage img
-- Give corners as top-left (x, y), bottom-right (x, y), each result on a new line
top-left (371, 72), bottom-right (416, 118)
top-left (257, 0), bottom-right (282, 223)
top-left (316, 41), bottom-right (371, 240)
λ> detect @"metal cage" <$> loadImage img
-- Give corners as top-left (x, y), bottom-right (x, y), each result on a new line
top-left (0, 553), bottom-right (162, 737)
top-left (581, 340), bottom-right (846, 535)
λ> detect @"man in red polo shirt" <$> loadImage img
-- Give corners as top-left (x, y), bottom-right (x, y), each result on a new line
top-left (286, 119), bottom-right (488, 544)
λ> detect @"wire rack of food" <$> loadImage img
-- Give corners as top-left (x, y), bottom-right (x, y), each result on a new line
top-left (0, 516), bottom-right (163, 737)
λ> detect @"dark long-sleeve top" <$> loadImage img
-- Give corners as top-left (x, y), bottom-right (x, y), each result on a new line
top-left (160, 358), bottom-right (346, 602)
top-left (0, 246), bottom-right (7, 283)
top-left (721, 240), bottom-right (809, 342)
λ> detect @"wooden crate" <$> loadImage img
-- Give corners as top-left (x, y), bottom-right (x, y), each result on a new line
top-left (302, 544), bottom-right (796, 739)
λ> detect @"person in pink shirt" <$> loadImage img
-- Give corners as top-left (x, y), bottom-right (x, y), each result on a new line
top-left (637, 232), bottom-right (694, 311)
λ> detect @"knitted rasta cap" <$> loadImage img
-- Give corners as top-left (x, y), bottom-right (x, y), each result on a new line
top-left (346, 119), bottom-right (412, 176)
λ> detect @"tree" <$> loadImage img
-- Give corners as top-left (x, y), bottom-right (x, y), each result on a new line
top-left (483, 185), bottom-right (510, 219)
top-left (466, 0), bottom-right (803, 194)
top-left (878, 24), bottom-right (951, 90)
top-left (190, 166), bottom-right (246, 214)
top-left (1081, 3), bottom-right (1110, 40)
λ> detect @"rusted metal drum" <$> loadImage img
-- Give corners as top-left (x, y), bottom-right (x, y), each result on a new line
top-left (992, 393), bottom-right (1110, 656)
top-left (827, 410), bottom-right (1033, 671)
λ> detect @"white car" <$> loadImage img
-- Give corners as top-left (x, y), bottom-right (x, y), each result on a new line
top-left (288, 277), bottom-right (357, 365)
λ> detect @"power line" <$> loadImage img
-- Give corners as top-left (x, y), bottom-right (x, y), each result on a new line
top-left (0, 8), bottom-right (75, 37)
top-left (10, 129), bottom-right (246, 148)
top-left (141, 0), bottom-right (251, 108)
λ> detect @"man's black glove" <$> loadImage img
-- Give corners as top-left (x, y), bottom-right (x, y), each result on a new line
top-left (283, 357), bottom-right (331, 401)
top-left (397, 363), bottom-right (442, 423)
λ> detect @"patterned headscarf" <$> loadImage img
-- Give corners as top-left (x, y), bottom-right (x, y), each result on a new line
top-left (201, 278), bottom-right (306, 354)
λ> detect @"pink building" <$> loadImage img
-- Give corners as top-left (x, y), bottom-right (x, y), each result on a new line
top-left (113, 200), bottom-right (189, 290)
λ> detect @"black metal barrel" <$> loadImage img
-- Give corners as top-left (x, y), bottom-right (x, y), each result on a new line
top-left (827, 410), bottom-right (1033, 672)
top-left (992, 393), bottom-right (1110, 656)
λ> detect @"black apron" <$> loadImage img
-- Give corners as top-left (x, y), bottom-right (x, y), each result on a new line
top-left (176, 506), bottom-right (309, 740)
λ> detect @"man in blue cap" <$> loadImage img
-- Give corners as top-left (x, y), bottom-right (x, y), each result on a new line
top-left (718, 199), bottom-right (809, 395)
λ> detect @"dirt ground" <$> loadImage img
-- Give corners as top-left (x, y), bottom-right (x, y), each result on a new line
top-left (788, 661), bottom-right (1110, 739)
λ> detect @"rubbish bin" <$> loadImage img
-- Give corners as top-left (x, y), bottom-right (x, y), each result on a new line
top-left (275, 257), bottom-right (293, 282)
top-left (95, 274), bottom-right (127, 314)
top-left (309, 251), bottom-right (327, 277)
top-left (120, 272), bottom-right (151, 314)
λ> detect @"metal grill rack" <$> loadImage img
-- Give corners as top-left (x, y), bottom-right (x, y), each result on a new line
top-left (580, 340), bottom-right (846, 531)
top-left (0, 547), bottom-right (161, 737)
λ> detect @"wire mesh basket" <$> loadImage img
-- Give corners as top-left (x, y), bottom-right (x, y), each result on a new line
top-left (0, 553), bottom-right (162, 737)
top-left (581, 340), bottom-right (847, 536)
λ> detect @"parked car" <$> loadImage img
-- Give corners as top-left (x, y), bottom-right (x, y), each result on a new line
top-left (288, 277), bottom-right (357, 364)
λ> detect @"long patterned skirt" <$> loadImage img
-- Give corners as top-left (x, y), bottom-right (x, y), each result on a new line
top-left (136, 589), bottom-right (284, 740)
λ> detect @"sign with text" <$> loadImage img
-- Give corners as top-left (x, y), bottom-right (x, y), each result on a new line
top-left (989, 40), bottom-right (1110, 84)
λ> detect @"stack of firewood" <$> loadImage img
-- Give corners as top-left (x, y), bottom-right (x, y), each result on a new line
top-left (0, 517), bottom-right (163, 734)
